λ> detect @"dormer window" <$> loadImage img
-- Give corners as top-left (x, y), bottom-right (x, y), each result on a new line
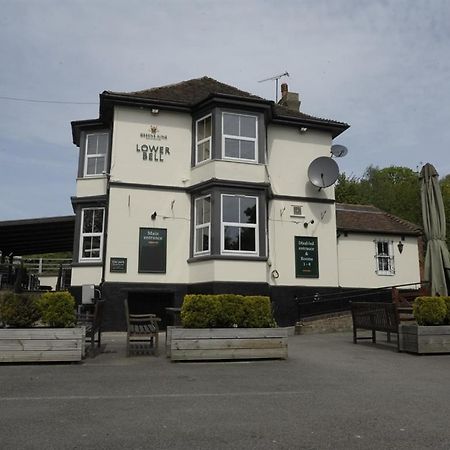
top-left (222, 113), bottom-right (257, 162)
top-left (195, 115), bottom-right (212, 164)
top-left (84, 132), bottom-right (108, 176)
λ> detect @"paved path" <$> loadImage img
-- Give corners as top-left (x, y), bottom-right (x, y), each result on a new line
top-left (1, 332), bottom-right (449, 449)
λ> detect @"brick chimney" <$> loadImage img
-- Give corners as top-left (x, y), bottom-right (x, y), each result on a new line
top-left (278, 83), bottom-right (300, 111)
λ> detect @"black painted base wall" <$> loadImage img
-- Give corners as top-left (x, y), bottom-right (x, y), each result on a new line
top-left (70, 282), bottom-right (394, 331)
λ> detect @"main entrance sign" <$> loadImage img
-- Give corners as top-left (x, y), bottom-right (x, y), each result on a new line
top-left (138, 228), bottom-right (167, 273)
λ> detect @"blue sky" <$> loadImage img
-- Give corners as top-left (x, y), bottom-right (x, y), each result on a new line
top-left (1, 0), bottom-right (449, 220)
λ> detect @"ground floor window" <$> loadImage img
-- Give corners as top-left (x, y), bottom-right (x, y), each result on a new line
top-left (80, 208), bottom-right (105, 262)
top-left (191, 189), bottom-right (265, 259)
top-left (374, 240), bottom-right (394, 275)
top-left (221, 194), bottom-right (258, 254)
top-left (194, 196), bottom-right (211, 255)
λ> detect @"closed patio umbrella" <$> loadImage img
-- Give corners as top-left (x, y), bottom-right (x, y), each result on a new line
top-left (420, 163), bottom-right (450, 296)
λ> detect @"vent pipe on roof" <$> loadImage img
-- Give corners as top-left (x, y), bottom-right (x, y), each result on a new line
top-left (278, 83), bottom-right (301, 111)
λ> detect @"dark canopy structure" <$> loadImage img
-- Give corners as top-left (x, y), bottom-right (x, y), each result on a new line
top-left (0, 216), bottom-right (75, 256)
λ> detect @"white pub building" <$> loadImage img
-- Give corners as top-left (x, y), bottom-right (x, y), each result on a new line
top-left (70, 77), bottom-right (422, 329)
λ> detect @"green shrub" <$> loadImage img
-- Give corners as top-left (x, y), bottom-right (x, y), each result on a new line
top-left (37, 291), bottom-right (76, 327)
top-left (444, 297), bottom-right (450, 324)
top-left (181, 294), bottom-right (276, 328)
top-left (0, 291), bottom-right (41, 327)
top-left (413, 296), bottom-right (447, 326)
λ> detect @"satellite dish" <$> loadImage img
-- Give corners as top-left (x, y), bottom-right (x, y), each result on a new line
top-left (308, 157), bottom-right (340, 188)
top-left (331, 144), bottom-right (348, 158)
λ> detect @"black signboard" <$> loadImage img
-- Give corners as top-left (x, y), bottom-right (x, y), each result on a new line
top-left (295, 236), bottom-right (319, 278)
top-left (110, 257), bottom-right (127, 273)
top-left (138, 228), bottom-right (167, 273)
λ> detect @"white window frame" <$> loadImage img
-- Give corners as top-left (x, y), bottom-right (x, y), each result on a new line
top-left (194, 195), bottom-right (211, 256)
top-left (84, 132), bottom-right (108, 177)
top-left (374, 239), bottom-right (395, 275)
top-left (222, 112), bottom-right (258, 163)
top-left (221, 194), bottom-right (259, 255)
top-left (79, 207), bottom-right (105, 262)
top-left (195, 114), bottom-right (212, 165)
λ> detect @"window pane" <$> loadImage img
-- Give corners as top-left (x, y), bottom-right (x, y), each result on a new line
top-left (224, 138), bottom-right (239, 158)
top-left (82, 236), bottom-right (93, 258)
top-left (197, 121), bottom-right (205, 141)
top-left (223, 196), bottom-right (239, 222)
top-left (203, 197), bottom-right (211, 223)
top-left (197, 141), bottom-right (210, 163)
top-left (97, 134), bottom-right (108, 154)
top-left (195, 199), bottom-right (203, 225)
top-left (240, 116), bottom-right (256, 138)
top-left (240, 228), bottom-right (256, 251)
top-left (83, 210), bottom-right (94, 233)
top-left (87, 135), bottom-right (98, 155)
top-left (91, 236), bottom-right (101, 257)
top-left (223, 113), bottom-right (239, 135)
top-left (240, 197), bottom-right (257, 224)
top-left (96, 156), bottom-right (105, 174)
top-left (204, 116), bottom-right (211, 138)
top-left (196, 227), bottom-right (209, 253)
top-left (86, 157), bottom-right (97, 175)
top-left (240, 140), bottom-right (255, 160)
top-left (93, 209), bottom-right (104, 232)
top-left (224, 226), bottom-right (239, 250)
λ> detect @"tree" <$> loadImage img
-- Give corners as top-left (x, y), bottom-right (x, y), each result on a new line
top-left (336, 165), bottom-right (422, 226)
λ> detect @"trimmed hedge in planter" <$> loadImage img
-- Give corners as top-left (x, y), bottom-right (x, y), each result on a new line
top-left (399, 296), bottom-right (450, 354)
top-left (0, 291), bottom-right (83, 363)
top-left (181, 294), bottom-right (276, 328)
top-left (171, 295), bottom-right (286, 361)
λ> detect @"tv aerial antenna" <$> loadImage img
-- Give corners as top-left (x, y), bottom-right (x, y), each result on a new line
top-left (258, 71), bottom-right (289, 102)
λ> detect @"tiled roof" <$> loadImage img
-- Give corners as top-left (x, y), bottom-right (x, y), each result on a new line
top-left (336, 203), bottom-right (422, 236)
top-left (103, 76), bottom-right (349, 130)
top-left (104, 76), bottom-right (266, 106)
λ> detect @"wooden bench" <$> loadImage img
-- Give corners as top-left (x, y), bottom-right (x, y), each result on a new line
top-left (77, 300), bottom-right (105, 357)
top-left (351, 302), bottom-right (400, 351)
top-left (124, 300), bottom-right (161, 356)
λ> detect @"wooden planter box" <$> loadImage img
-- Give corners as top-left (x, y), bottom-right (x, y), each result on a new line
top-left (0, 327), bottom-right (85, 363)
top-left (169, 327), bottom-right (288, 361)
top-left (399, 324), bottom-right (450, 354)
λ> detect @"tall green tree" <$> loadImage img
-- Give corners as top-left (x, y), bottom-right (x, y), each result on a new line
top-left (336, 165), bottom-right (422, 226)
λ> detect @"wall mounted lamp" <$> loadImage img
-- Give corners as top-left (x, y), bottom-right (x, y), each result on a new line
top-left (151, 109), bottom-right (159, 115)
top-left (397, 240), bottom-right (404, 254)
top-left (151, 211), bottom-right (157, 220)
top-left (304, 219), bottom-right (315, 228)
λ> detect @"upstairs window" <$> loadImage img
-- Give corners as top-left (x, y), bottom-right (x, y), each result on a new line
top-left (80, 208), bottom-right (105, 262)
top-left (375, 240), bottom-right (394, 275)
top-left (194, 196), bottom-right (211, 255)
top-left (222, 113), bottom-right (257, 162)
top-left (195, 115), bottom-right (212, 164)
top-left (85, 133), bottom-right (108, 176)
top-left (221, 194), bottom-right (258, 254)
